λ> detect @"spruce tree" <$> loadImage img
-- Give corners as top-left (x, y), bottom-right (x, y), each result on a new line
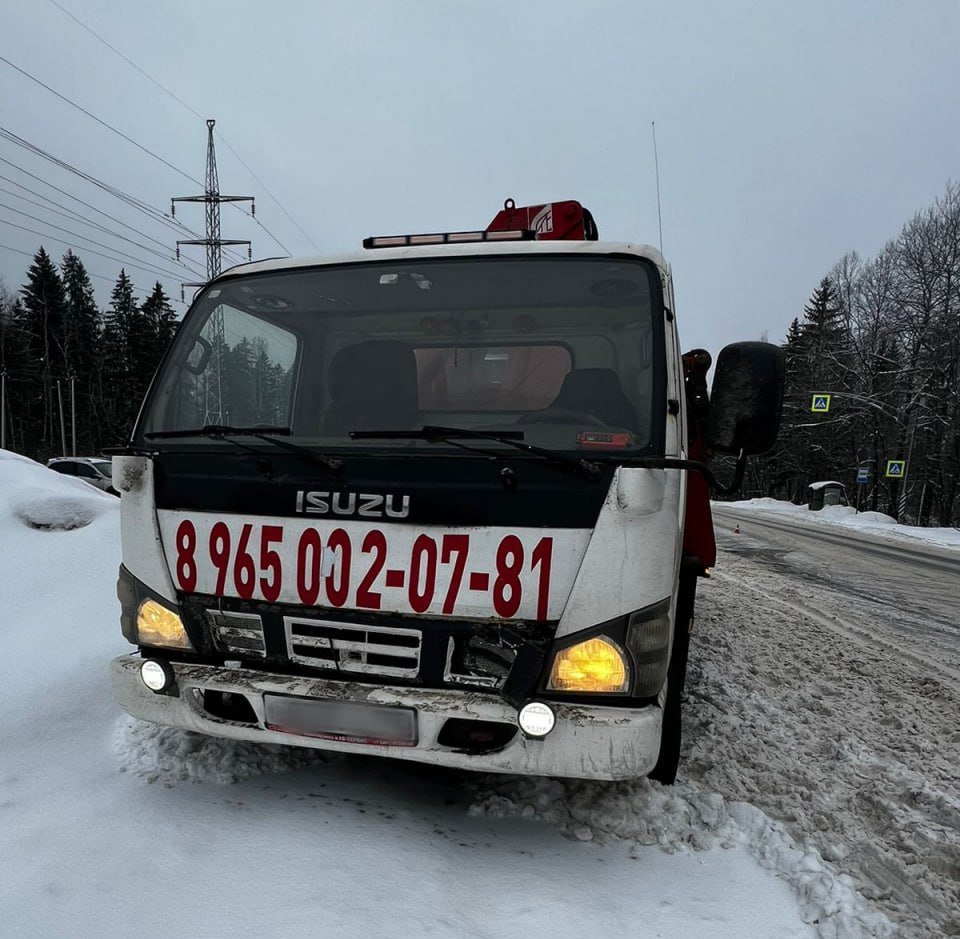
top-left (100, 270), bottom-right (139, 442)
top-left (800, 278), bottom-right (850, 373)
top-left (0, 286), bottom-right (31, 452)
top-left (61, 251), bottom-right (102, 453)
top-left (20, 247), bottom-right (68, 455)
top-left (139, 282), bottom-right (178, 368)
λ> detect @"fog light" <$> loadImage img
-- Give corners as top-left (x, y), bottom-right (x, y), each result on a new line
top-left (140, 659), bottom-right (173, 692)
top-left (137, 599), bottom-right (192, 650)
top-left (547, 636), bottom-right (629, 693)
top-left (518, 701), bottom-right (555, 737)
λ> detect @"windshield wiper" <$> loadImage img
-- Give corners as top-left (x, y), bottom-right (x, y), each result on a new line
top-left (143, 425), bottom-right (343, 472)
top-left (350, 425), bottom-right (602, 481)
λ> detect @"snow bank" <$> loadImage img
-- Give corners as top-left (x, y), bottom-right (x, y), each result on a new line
top-left (470, 775), bottom-right (892, 939)
top-left (114, 715), bottom-right (331, 785)
top-left (721, 497), bottom-right (960, 551)
top-left (1, 448), bottom-right (116, 531)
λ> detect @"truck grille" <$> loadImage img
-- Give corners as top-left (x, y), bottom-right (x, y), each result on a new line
top-left (284, 617), bottom-right (421, 679)
top-left (207, 609), bottom-right (266, 657)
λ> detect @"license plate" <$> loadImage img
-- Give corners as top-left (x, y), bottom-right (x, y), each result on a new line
top-left (263, 694), bottom-right (417, 747)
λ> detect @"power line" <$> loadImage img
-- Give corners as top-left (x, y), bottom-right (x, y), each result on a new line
top-left (0, 201), bottom-right (199, 279)
top-left (0, 126), bottom-right (247, 265)
top-left (0, 241), bottom-right (183, 301)
top-left (0, 217), bottom-right (192, 282)
top-left (0, 183), bottom-right (205, 275)
top-left (0, 167), bottom-right (201, 266)
top-left (0, 52), bottom-right (201, 187)
top-left (1, 127), bottom-right (182, 226)
top-left (46, 0), bottom-right (205, 121)
top-left (46, 0), bottom-right (317, 254)
top-left (214, 135), bottom-right (300, 254)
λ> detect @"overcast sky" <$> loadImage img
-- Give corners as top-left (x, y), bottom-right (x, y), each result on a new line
top-left (1, 0), bottom-right (958, 358)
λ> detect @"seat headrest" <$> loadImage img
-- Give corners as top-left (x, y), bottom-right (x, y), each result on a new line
top-left (551, 368), bottom-right (637, 430)
top-left (325, 340), bottom-right (418, 433)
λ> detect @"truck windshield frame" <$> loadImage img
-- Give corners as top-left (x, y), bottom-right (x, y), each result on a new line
top-left (134, 253), bottom-right (667, 458)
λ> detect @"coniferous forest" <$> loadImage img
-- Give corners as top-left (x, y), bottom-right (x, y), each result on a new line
top-left (0, 246), bottom-right (177, 460)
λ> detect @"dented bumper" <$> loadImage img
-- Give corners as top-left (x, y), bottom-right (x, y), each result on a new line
top-left (110, 654), bottom-right (662, 781)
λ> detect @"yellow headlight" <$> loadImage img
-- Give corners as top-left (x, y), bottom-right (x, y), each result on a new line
top-left (136, 599), bottom-right (192, 650)
top-left (547, 636), bottom-right (629, 693)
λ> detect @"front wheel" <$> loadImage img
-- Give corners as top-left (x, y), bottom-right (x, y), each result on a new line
top-left (648, 571), bottom-right (697, 784)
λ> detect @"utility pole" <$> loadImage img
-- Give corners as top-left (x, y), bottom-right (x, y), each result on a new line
top-left (70, 375), bottom-right (76, 456)
top-left (171, 119), bottom-right (254, 425)
top-left (57, 379), bottom-right (67, 456)
top-left (1, 367), bottom-right (6, 451)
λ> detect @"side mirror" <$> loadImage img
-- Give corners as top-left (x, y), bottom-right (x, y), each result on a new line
top-left (706, 341), bottom-right (784, 455)
top-left (183, 335), bottom-right (213, 375)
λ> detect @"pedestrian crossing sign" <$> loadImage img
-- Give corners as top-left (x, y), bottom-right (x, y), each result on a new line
top-left (811, 394), bottom-right (831, 413)
top-left (885, 460), bottom-right (906, 479)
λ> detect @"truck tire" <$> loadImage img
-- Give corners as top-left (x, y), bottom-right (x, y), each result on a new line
top-left (648, 571), bottom-right (696, 784)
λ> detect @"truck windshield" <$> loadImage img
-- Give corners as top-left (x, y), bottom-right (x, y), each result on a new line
top-left (136, 255), bottom-right (665, 455)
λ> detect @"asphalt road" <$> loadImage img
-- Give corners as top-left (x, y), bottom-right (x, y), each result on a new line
top-left (688, 504), bottom-right (960, 938)
top-left (712, 504), bottom-right (960, 651)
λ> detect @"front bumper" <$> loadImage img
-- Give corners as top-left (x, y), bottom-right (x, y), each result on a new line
top-left (110, 654), bottom-right (662, 781)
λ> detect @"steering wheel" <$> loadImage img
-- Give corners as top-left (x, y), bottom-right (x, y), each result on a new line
top-left (516, 407), bottom-right (607, 426)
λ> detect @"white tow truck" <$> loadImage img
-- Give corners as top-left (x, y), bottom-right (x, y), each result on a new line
top-left (109, 199), bottom-right (783, 782)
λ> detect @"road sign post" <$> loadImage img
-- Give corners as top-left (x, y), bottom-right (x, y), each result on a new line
top-left (855, 466), bottom-right (870, 513)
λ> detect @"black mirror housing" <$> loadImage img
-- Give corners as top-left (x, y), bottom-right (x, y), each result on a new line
top-left (706, 341), bottom-right (784, 455)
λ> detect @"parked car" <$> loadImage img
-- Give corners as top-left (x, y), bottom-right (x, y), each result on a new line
top-left (46, 457), bottom-right (117, 494)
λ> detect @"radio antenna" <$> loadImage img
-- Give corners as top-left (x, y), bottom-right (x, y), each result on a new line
top-left (651, 121), bottom-right (664, 255)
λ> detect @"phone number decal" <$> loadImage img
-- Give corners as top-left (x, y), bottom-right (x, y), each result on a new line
top-left (159, 513), bottom-right (590, 621)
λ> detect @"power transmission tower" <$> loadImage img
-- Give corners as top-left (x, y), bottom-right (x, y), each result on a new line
top-left (171, 118), bottom-right (254, 425)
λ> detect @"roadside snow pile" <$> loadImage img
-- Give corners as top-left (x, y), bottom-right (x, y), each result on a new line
top-left (722, 497), bottom-right (960, 551)
top-left (471, 775), bottom-right (728, 849)
top-left (114, 715), bottom-right (330, 785)
top-left (0, 448), bottom-right (115, 531)
top-left (470, 775), bottom-right (891, 939)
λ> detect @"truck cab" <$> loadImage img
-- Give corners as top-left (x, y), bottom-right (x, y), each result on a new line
top-left (110, 201), bottom-right (782, 782)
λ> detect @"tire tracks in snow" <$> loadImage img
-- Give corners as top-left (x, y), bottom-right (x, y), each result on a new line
top-left (683, 553), bottom-right (960, 939)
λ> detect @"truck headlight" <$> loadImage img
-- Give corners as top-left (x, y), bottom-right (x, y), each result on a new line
top-left (547, 636), bottom-right (629, 693)
top-left (136, 599), bottom-right (193, 651)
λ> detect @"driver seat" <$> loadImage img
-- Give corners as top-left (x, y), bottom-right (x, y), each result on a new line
top-left (545, 368), bottom-right (637, 429)
top-left (322, 340), bottom-right (419, 435)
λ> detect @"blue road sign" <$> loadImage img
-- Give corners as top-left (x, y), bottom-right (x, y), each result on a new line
top-left (885, 460), bottom-right (906, 479)
top-left (811, 393), bottom-right (831, 413)
top-left (856, 467), bottom-right (870, 484)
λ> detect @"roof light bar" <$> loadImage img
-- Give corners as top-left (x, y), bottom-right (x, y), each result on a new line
top-left (485, 229), bottom-right (531, 241)
top-left (363, 229), bottom-right (535, 249)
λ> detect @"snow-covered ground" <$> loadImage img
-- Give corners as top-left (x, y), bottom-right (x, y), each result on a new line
top-left (2, 450), bottom-right (934, 938)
